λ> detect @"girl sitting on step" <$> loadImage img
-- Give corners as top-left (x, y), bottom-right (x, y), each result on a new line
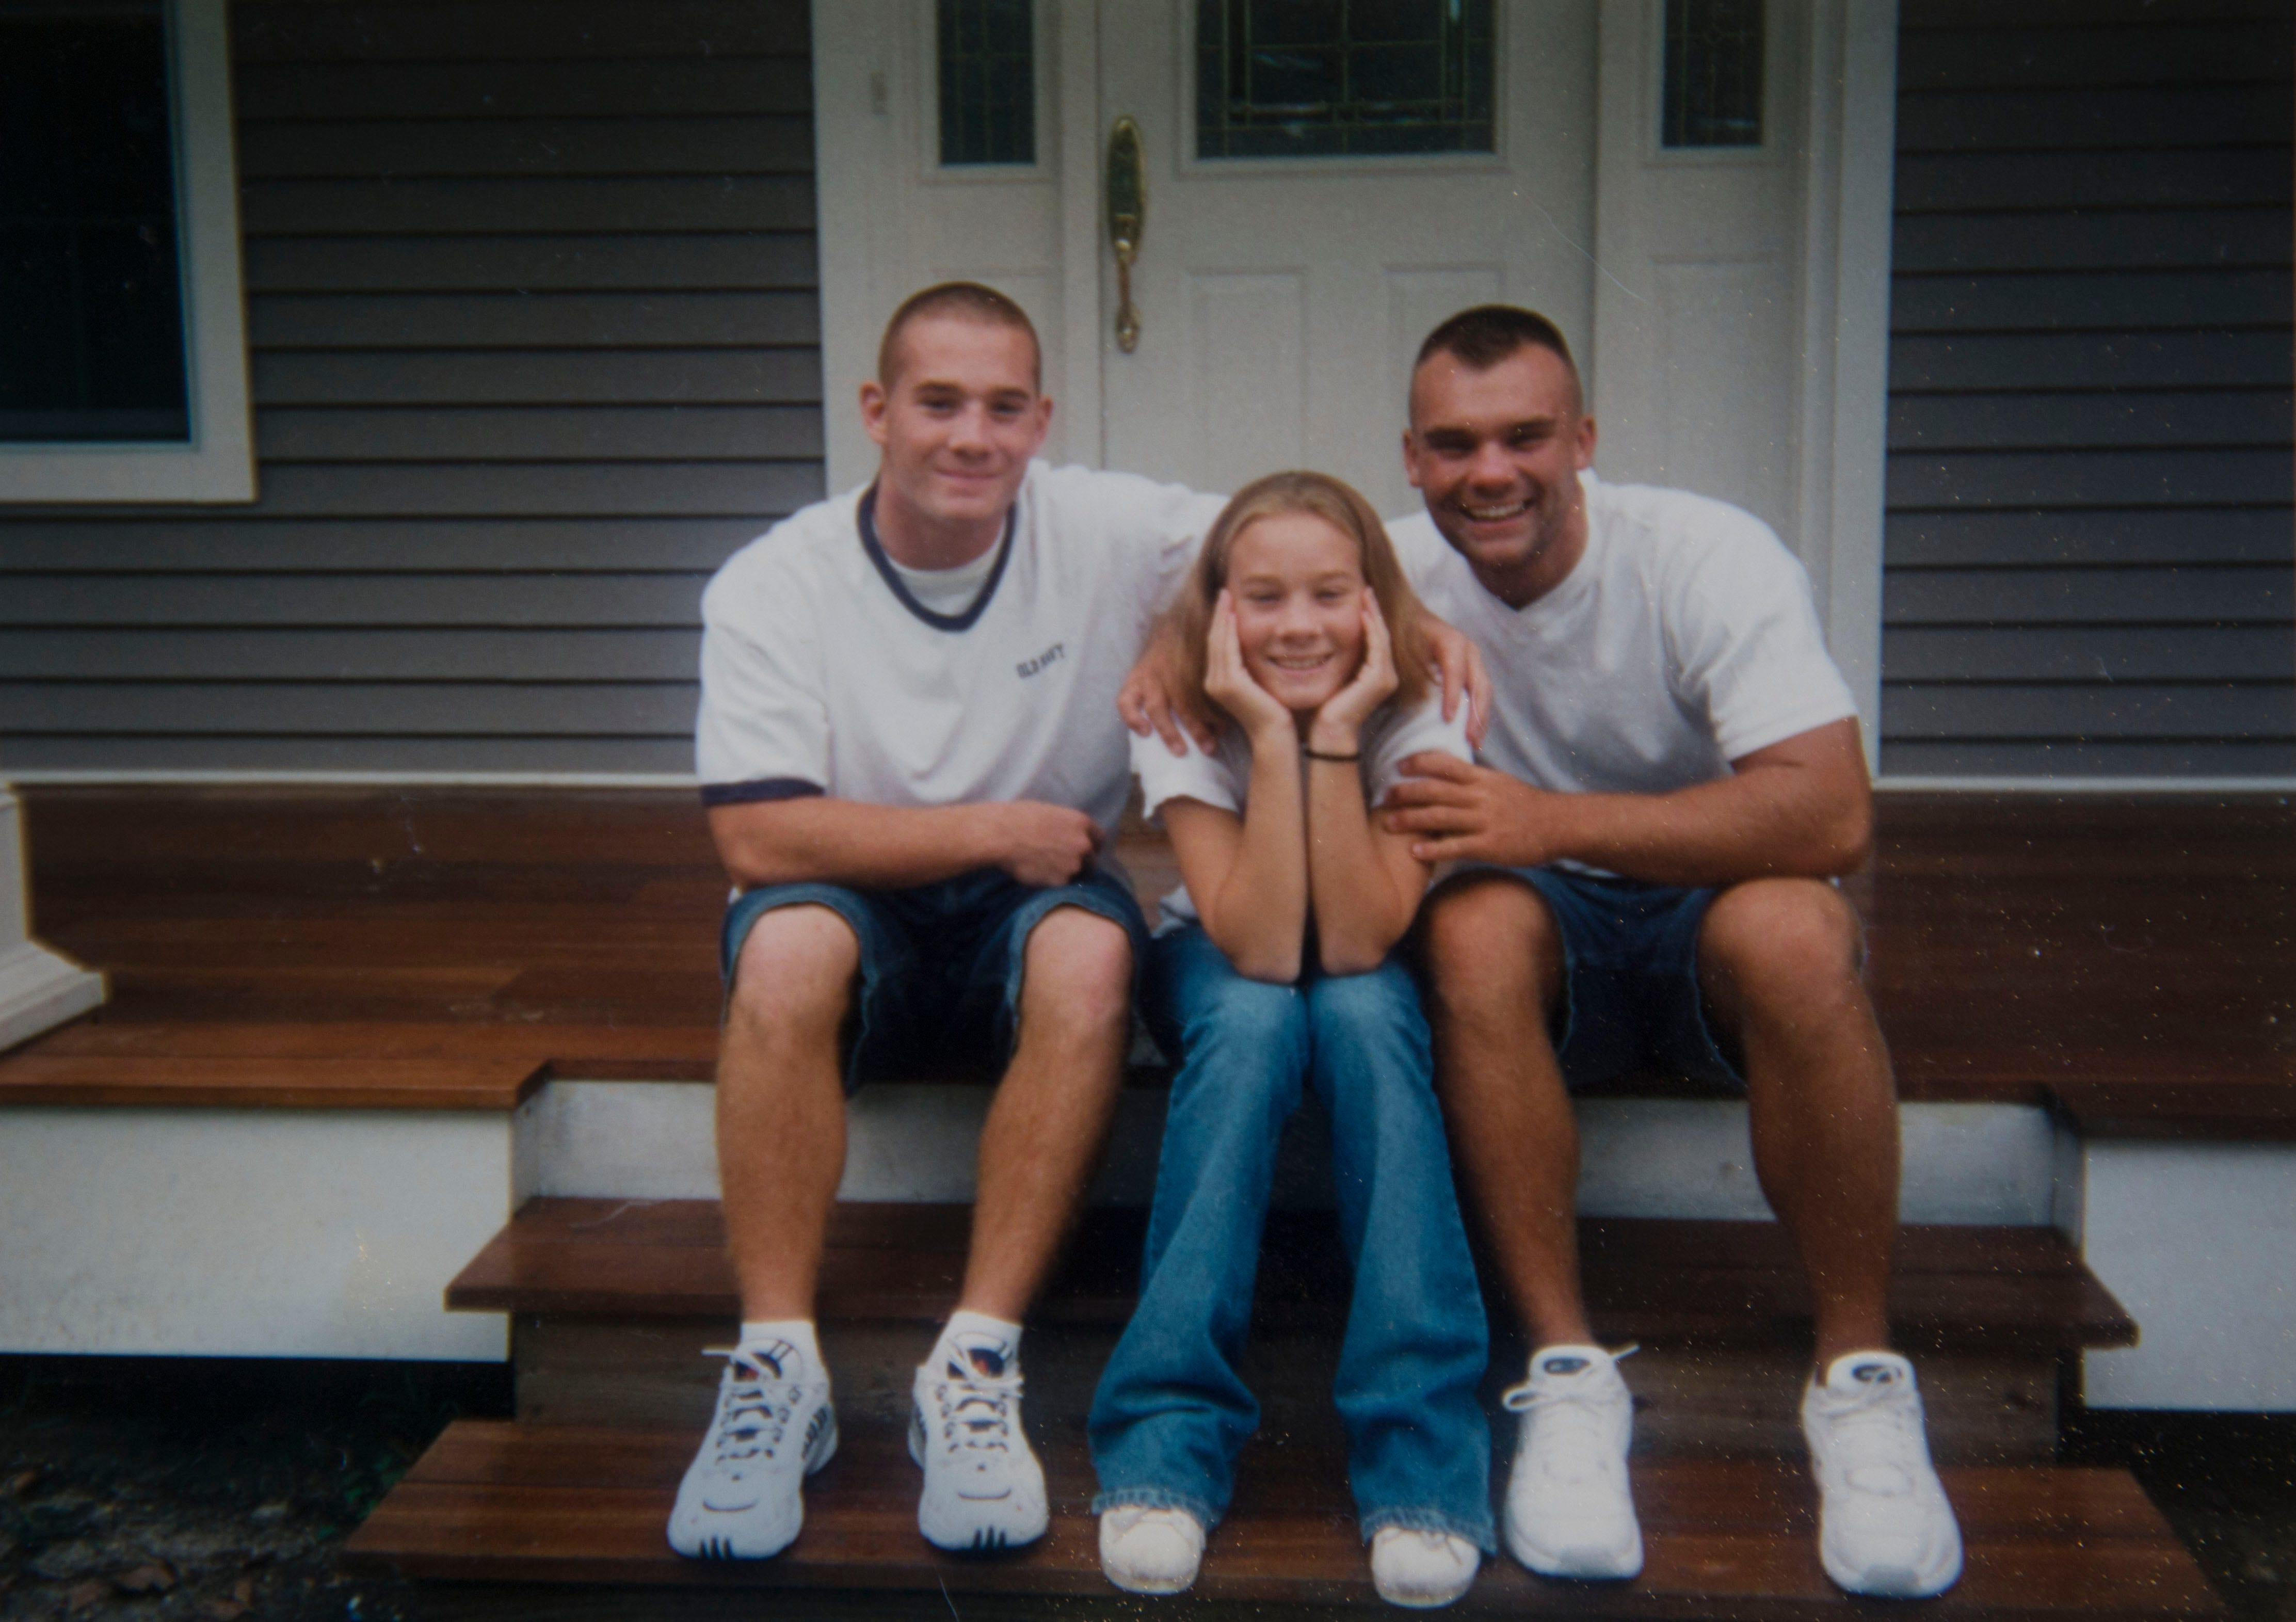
top-left (1088, 471), bottom-right (1493, 1609)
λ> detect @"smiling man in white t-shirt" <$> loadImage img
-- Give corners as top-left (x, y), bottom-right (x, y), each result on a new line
top-left (1379, 307), bottom-right (1964, 1600)
top-left (675, 283), bottom-right (1223, 1563)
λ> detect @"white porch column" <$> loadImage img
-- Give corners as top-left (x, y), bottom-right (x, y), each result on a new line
top-left (0, 784), bottom-right (106, 1052)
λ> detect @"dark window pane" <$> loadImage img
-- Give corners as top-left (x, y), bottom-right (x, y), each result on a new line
top-left (0, 0), bottom-right (188, 443)
top-left (1198, 0), bottom-right (1494, 160)
top-left (1662, 0), bottom-right (1764, 149)
top-left (939, 0), bottom-right (1035, 167)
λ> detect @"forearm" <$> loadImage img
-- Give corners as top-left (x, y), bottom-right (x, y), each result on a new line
top-left (708, 798), bottom-right (999, 891)
top-left (1538, 771), bottom-right (1871, 887)
top-left (1305, 768), bottom-right (1421, 974)
top-left (1198, 742), bottom-right (1309, 982)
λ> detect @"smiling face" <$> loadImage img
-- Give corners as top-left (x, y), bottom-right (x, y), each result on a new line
top-left (1402, 343), bottom-right (1597, 608)
top-left (1226, 511), bottom-right (1369, 715)
top-left (860, 313), bottom-right (1051, 561)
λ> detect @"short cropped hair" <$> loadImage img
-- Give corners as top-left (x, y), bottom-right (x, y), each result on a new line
top-left (1412, 304), bottom-right (1583, 416)
top-left (877, 281), bottom-right (1043, 390)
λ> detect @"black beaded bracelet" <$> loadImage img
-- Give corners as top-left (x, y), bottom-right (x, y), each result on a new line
top-left (1303, 748), bottom-right (1361, 763)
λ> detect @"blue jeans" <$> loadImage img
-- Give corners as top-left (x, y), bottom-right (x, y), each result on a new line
top-left (1088, 924), bottom-right (1494, 1551)
top-left (720, 865), bottom-right (1148, 1091)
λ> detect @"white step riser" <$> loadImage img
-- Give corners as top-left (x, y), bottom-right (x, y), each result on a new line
top-left (521, 1080), bottom-right (2063, 1226)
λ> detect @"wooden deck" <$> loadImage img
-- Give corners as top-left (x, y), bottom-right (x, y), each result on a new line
top-left (345, 1423), bottom-right (2222, 1618)
top-left (10, 785), bottom-right (2293, 1118)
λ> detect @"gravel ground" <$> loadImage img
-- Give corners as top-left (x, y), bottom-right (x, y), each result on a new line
top-left (2, 1355), bottom-right (2290, 1621)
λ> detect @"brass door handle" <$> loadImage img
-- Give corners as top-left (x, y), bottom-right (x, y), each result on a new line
top-left (1106, 115), bottom-right (1145, 353)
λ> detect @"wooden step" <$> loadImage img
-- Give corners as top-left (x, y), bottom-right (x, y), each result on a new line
top-left (458, 1198), bottom-right (2129, 1463)
top-left (450, 1198), bottom-right (2137, 1353)
top-left (341, 1416), bottom-right (2223, 1617)
top-left (0, 1050), bottom-right (547, 1109)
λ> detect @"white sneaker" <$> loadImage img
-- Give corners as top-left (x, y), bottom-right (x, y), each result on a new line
top-left (1801, 1351), bottom-right (1964, 1597)
top-left (1370, 1527), bottom-right (1481, 1609)
top-left (909, 1329), bottom-right (1048, 1550)
top-left (1500, 1343), bottom-right (1643, 1580)
top-left (667, 1340), bottom-right (837, 1560)
top-left (1099, 1505), bottom-right (1206, 1594)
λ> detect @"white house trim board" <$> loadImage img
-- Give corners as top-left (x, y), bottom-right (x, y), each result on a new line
top-left (1804, 0), bottom-right (1898, 774)
top-left (2078, 1140), bottom-right (2296, 1411)
top-left (0, 785), bottom-right (105, 1054)
top-left (0, 0), bottom-right (255, 504)
top-left (0, 1105), bottom-right (515, 1360)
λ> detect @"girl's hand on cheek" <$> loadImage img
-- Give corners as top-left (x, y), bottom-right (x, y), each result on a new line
top-left (1310, 588), bottom-right (1398, 752)
top-left (1203, 590), bottom-right (1294, 742)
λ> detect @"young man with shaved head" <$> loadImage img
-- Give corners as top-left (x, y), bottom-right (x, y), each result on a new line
top-left (1382, 306), bottom-right (1964, 1599)
top-left (677, 283), bottom-right (1484, 1564)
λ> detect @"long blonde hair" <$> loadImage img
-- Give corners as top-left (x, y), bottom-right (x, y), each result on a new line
top-left (1164, 471), bottom-right (1434, 731)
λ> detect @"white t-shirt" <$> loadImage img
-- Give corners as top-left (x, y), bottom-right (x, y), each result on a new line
top-left (1132, 696), bottom-right (1471, 927)
top-left (1387, 472), bottom-right (1856, 799)
top-left (697, 461), bottom-right (1226, 843)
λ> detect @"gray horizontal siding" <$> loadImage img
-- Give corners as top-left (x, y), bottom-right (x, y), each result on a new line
top-left (1893, 208), bottom-right (2294, 274)
top-left (236, 117), bottom-right (814, 179)
top-left (1880, 2), bottom-right (2294, 781)
top-left (1895, 150), bottom-right (2290, 213)
top-left (233, 59), bottom-right (812, 120)
top-left (0, 520), bottom-right (764, 573)
top-left (1889, 270), bottom-right (2290, 333)
top-left (1891, 331), bottom-right (2291, 392)
top-left (1886, 509), bottom-right (2294, 568)
top-left (0, 736), bottom-right (700, 775)
top-left (0, 576), bottom-right (713, 628)
top-left (0, 629), bottom-right (699, 681)
top-left (0, 0), bottom-right (822, 776)
top-left (245, 235), bottom-right (820, 293)
top-left (1896, 19), bottom-right (2292, 90)
top-left (247, 292), bottom-right (820, 349)
top-left (1896, 83), bottom-right (2292, 152)
top-left (1885, 449), bottom-right (2291, 508)
top-left (255, 407), bottom-right (823, 463)
top-left (1886, 626), bottom-right (2293, 683)
top-left (231, 1), bottom-right (812, 61)
top-left (251, 350), bottom-right (821, 406)
top-left (1887, 568), bottom-right (2288, 626)
top-left (238, 176), bottom-right (815, 236)
top-left (1885, 684), bottom-right (2293, 740)
top-left (1, 684), bottom-right (697, 737)
top-left (1890, 391), bottom-right (2293, 451)
top-left (1880, 740), bottom-right (2296, 777)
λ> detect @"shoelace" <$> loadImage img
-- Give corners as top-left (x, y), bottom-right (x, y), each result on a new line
top-left (1815, 1376), bottom-right (1923, 1492)
top-left (1500, 1344), bottom-right (1636, 1476)
top-left (700, 1346), bottom-right (797, 1470)
top-left (928, 1359), bottom-right (1025, 1458)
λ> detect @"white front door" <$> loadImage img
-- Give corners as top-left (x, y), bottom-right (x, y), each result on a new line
top-left (1089, 1), bottom-right (1596, 518)
top-left (813, 0), bottom-right (1894, 753)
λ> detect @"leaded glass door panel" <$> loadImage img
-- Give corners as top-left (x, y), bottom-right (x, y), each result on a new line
top-left (1094, 0), bottom-right (1597, 517)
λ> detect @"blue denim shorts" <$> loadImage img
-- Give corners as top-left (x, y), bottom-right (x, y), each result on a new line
top-left (1471, 865), bottom-right (1744, 1092)
top-left (720, 864), bottom-right (1149, 1092)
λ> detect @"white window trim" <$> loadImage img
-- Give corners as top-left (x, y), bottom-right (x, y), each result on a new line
top-left (0, 0), bottom-right (254, 504)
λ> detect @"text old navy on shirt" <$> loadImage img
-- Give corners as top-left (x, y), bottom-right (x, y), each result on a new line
top-left (1017, 641), bottom-right (1066, 680)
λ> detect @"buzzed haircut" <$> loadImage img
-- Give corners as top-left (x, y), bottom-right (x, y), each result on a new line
top-left (877, 281), bottom-right (1043, 390)
top-left (1412, 304), bottom-right (1583, 416)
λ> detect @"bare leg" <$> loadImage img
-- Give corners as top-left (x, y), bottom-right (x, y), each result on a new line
top-left (716, 904), bottom-right (859, 1322)
top-left (1697, 879), bottom-right (1899, 1371)
top-left (957, 906), bottom-right (1135, 1321)
top-left (1419, 875), bottom-right (1592, 1349)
